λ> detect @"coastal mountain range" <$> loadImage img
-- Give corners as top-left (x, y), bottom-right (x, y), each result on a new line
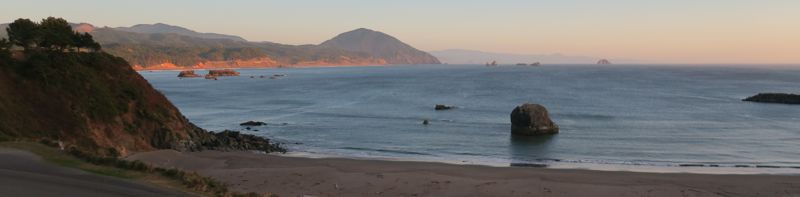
top-left (114, 23), bottom-right (248, 42)
top-left (0, 22), bottom-right (440, 70)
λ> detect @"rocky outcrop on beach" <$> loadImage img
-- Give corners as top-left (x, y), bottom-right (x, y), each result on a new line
top-left (743, 93), bottom-right (800, 104)
top-left (510, 103), bottom-right (559, 135)
top-left (202, 130), bottom-right (286, 153)
top-left (177, 70), bottom-right (201, 78)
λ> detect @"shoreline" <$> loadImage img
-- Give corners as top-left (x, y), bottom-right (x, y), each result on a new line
top-left (132, 63), bottom-right (412, 72)
top-left (278, 150), bottom-right (800, 175)
top-left (128, 150), bottom-right (800, 197)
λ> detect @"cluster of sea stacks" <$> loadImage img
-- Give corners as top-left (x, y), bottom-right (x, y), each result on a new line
top-left (178, 69), bottom-right (240, 80)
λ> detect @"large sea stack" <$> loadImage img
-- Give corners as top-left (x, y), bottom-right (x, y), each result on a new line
top-left (510, 103), bottom-right (559, 135)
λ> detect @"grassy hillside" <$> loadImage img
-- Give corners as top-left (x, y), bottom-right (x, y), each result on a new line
top-left (0, 17), bottom-right (285, 156)
top-left (0, 51), bottom-right (288, 156)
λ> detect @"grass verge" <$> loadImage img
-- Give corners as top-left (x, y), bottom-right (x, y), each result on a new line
top-left (0, 141), bottom-right (271, 197)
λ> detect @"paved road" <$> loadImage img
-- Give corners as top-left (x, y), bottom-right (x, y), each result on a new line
top-left (0, 148), bottom-right (192, 197)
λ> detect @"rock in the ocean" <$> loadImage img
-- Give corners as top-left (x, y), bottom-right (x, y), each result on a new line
top-left (177, 70), bottom-right (201, 78)
top-left (422, 120), bottom-right (429, 125)
top-left (207, 69), bottom-right (240, 77)
top-left (510, 103), bottom-right (559, 135)
top-left (240, 121), bottom-right (267, 126)
top-left (743, 93), bottom-right (800, 104)
top-left (435, 104), bottom-right (454, 110)
top-left (597, 59), bottom-right (612, 65)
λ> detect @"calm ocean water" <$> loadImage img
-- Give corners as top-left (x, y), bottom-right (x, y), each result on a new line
top-left (140, 64), bottom-right (800, 173)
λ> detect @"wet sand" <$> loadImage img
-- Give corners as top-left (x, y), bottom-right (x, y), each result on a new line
top-left (128, 150), bottom-right (800, 197)
top-left (0, 149), bottom-right (191, 197)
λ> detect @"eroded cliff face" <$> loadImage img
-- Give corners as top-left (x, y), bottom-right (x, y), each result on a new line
top-left (0, 52), bottom-right (283, 156)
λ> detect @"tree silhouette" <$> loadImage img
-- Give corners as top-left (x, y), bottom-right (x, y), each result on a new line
top-left (5, 17), bottom-right (102, 53)
top-left (75, 32), bottom-right (101, 52)
top-left (6, 18), bottom-right (40, 51)
top-left (39, 17), bottom-right (74, 51)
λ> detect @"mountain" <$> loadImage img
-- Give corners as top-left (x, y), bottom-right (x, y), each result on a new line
top-left (429, 49), bottom-right (599, 64)
top-left (114, 23), bottom-right (247, 42)
top-left (2, 22), bottom-right (435, 69)
top-left (90, 27), bottom-right (384, 69)
top-left (320, 28), bottom-right (440, 64)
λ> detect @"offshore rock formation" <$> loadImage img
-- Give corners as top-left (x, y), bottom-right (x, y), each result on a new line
top-left (743, 93), bottom-right (800, 104)
top-left (207, 69), bottom-right (240, 77)
top-left (435, 104), bottom-right (454, 110)
top-left (510, 103), bottom-right (559, 136)
top-left (597, 59), bottom-right (612, 65)
top-left (177, 70), bottom-right (201, 78)
top-left (240, 121), bottom-right (267, 126)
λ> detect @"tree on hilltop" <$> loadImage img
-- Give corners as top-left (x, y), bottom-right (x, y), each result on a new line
top-left (5, 17), bottom-right (102, 53)
top-left (6, 18), bottom-right (40, 51)
top-left (39, 17), bottom-right (75, 51)
top-left (75, 32), bottom-right (101, 52)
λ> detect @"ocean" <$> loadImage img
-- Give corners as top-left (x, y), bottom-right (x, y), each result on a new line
top-left (140, 64), bottom-right (800, 173)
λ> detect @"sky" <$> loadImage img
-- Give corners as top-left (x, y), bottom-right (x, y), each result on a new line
top-left (2, 0), bottom-right (799, 64)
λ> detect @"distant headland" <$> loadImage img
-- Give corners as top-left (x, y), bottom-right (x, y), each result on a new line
top-left (0, 22), bottom-right (440, 70)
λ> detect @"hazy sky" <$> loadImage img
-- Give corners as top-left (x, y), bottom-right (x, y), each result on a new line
top-left (2, 0), bottom-right (798, 64)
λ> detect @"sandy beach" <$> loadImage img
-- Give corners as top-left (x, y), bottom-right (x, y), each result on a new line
top-left (128, 150), bottom-right (800, 197)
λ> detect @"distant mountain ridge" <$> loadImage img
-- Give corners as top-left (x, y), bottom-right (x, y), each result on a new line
top-left (1, 22), bottom-right (439, 69)
top-left (320, 28), bottom-right (440, 64)
top-left (114, 23), bottom-right (248, 42)
top-left (430, 49), bottom-right (599, 65)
